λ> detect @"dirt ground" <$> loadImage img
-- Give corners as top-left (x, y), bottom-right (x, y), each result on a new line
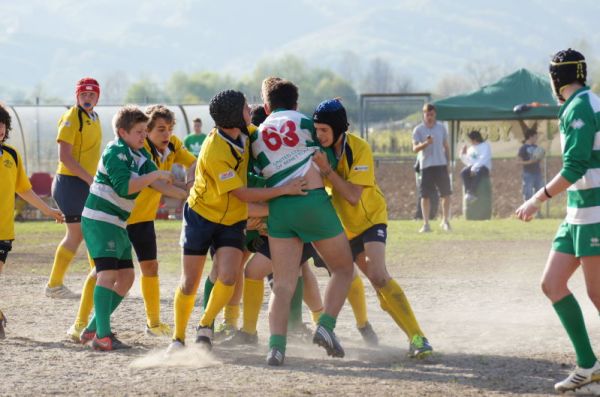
top-left (2, 229), bottom-right (600, 397)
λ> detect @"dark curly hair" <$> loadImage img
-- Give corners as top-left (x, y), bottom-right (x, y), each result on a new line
top-left (0, 103), bottom-right (12, 143)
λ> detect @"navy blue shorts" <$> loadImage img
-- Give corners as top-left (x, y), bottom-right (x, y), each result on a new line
top-left (51, 174), bottom-right (90, 223)
top-left (127, 221), bottom-right (157, 262)
top-left (420, 165), bottom-right (452, 199)
top-left (349, 224), bottom-right (387, 260)
top-left (180, 203), bottom-right (246, 255)
top-left (0, 240), bottom-right (13, 263)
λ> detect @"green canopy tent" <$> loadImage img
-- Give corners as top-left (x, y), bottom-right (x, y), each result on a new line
top-left (433, 68), bottom-right (560, 162)
top-left (431, 68), bottom-right (562, 218)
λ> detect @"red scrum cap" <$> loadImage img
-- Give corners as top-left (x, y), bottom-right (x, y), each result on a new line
top-left (75, 77), bottom-right (100, 98)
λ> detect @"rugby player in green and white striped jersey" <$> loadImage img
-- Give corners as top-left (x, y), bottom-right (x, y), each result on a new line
top-left (516, 49), bottom-right (600, 393)
top-left (79, 105), bottom-right (185, 351)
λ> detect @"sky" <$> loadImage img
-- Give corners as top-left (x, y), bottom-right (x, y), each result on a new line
top-left (1, 0), bottom-right (600, 101)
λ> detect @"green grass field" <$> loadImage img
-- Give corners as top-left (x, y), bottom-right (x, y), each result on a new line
top-left (11, 218), bottom-right (561, 275)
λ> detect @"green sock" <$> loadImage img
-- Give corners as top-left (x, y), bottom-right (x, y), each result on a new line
top-left (110, 290), bottom-right (125, 314)
top-left (553, 294), bottom-right (597, 368)
top-left (91, 285), bottom-right (114, 338)
top-left (318, 313), bottom-right (337, 333)
top-left (86, 289), bottom-right (126, 332)
top-left (269, 334), bottom-right (287, 353)
top-left (203, 277), bottom-right (215, 311)
top-left (288, 277), bottom-right (304, 329)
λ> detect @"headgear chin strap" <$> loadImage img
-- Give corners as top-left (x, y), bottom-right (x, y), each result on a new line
top-left (312, 99), bottom-right (349, 146)
top-left (549, 48), bottom-right (586, 102)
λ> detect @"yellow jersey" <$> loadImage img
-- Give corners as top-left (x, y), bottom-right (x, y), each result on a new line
top-left (187, 127), bottom-right (252, 225)
top-left (128, 135), bottom-right (196, 224)
top-left (329, 133), bottom-right (387, 239)
top-left (0, 144), bottom-right (32, 240)
top-left (56, 106), bottom-right (102, 177)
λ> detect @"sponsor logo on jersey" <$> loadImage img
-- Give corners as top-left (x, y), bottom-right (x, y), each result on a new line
top-left (117, 153), bottom-right (128, 162)
top-left (571, 119), bottom-right (585, 130)
top-left (219, 170), bottom-right (235, 181)
top-left (353, 165), bottom-right (369, 171)
top-left (3, 159), bottom-right (13, 168)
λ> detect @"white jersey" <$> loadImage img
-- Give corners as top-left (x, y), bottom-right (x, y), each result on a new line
top-left (250, 109), bottom-right (319, 187)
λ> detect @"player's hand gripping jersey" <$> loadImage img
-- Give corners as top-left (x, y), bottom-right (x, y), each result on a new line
top-left (250, 110), bottom-right (322, 187)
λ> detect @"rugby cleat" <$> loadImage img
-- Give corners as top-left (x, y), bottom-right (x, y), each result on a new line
top-left (166, 339), bottom-right (185, 355)
top-left (357, 322), bottom-right (379, 347)
top-left (0, 310), bottom-right (7, 339)
top-left (313, 325), bottom-right (345, 358)
top-left (79, 328), bottom-right (96, 345)
top-left (92, 333), bottom-right (131, 351)
top-left (213, 322), bottom-right (236, 341)
top-left (266, 347), bottom-right (285, 366)
top-left (554, 361), bottom-right (600, 393)
top-left (66, 323), bottom-right (86, 343)
top-left (195, 325), bottom-right (213, 351)
top-left (220, 330), bottom-right (258, 347)
top-left (145, 322), bottom-right (172, 337)
top-left (45, 285), bottom-right (79, 299)
top-left (409, 335), bottom-right (433, 359)
top-left (288, 322), bottom-right (314, 343)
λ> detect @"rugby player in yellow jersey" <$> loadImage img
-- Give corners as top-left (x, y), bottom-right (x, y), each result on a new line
top-left (0, 103), bottom-right (64, 339)
top-left (46, 78), bottom-right (102, 299)
top-left (67, 105), bottom-right (190, 342)
top-left (312, 98), bottom-right (433, 358)
top-left (168, 90), bottom-right (307, 353)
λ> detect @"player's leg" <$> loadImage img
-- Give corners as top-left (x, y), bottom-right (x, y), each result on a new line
top-left (223, 250), bottom-right (272, 346)
top-left (47, 222), bottom-right (82, 297)
top-left (0, 241), bottom-right (12, 339)
top-left (197, 246), bottom-right (244, 349)
top-left (311, 233), bottom-right (354, 358)
top-left (545, 251), bottom-right (600, 391)
top-left (171, 253), bottom-right (206, 346)
top-left (67, 266), bottom-right (97, 343)
top-left (301, 262), bottom-right (323, 325)
top-left (128, 221), bottom-right (169, 336)
top-left (268, 236), bottom-right (303, 364)
top-left (203, 252), bottom-right (218, 311)
top-left (217, 249), bottom-right (251, 338)
top-left (47, 175), bottom-right (90, 297)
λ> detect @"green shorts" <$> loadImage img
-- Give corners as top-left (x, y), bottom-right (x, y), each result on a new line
top-left (268, 188), bottom-right (343, 243)
top-left (553, 221), bottom-right (600, 257)
top-left (82, 217), bottom-right (132, 261)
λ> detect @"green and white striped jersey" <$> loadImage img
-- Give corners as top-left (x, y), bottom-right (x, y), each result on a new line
top-left (82, 138), bottom-right (157, 229)
top-left (250, 109), bottom-right (321, 187)
top-left (559, 87), bottom-right (600, 225)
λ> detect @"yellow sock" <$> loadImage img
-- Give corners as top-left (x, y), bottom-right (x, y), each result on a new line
top-left (199, 279), bottom-right (234, 327)
top-left (141, 275), bottom-right (161, 328)
top-left (224, 304), bottom-right (240, 328)
top-left (173, 287), bottom-right (196, 342)
top-left (378, 279), bottom-right (423, 339)
top-left (48, 246), bottom-right (75, 287)
top-left (242, 278), bottom-right (263, 335)
top-left (311, 309), bottom-right (323, 325)
top-left (347, 275), bottom-right (368, 328)
top-left (74, 273), bottom-right (96, 328)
